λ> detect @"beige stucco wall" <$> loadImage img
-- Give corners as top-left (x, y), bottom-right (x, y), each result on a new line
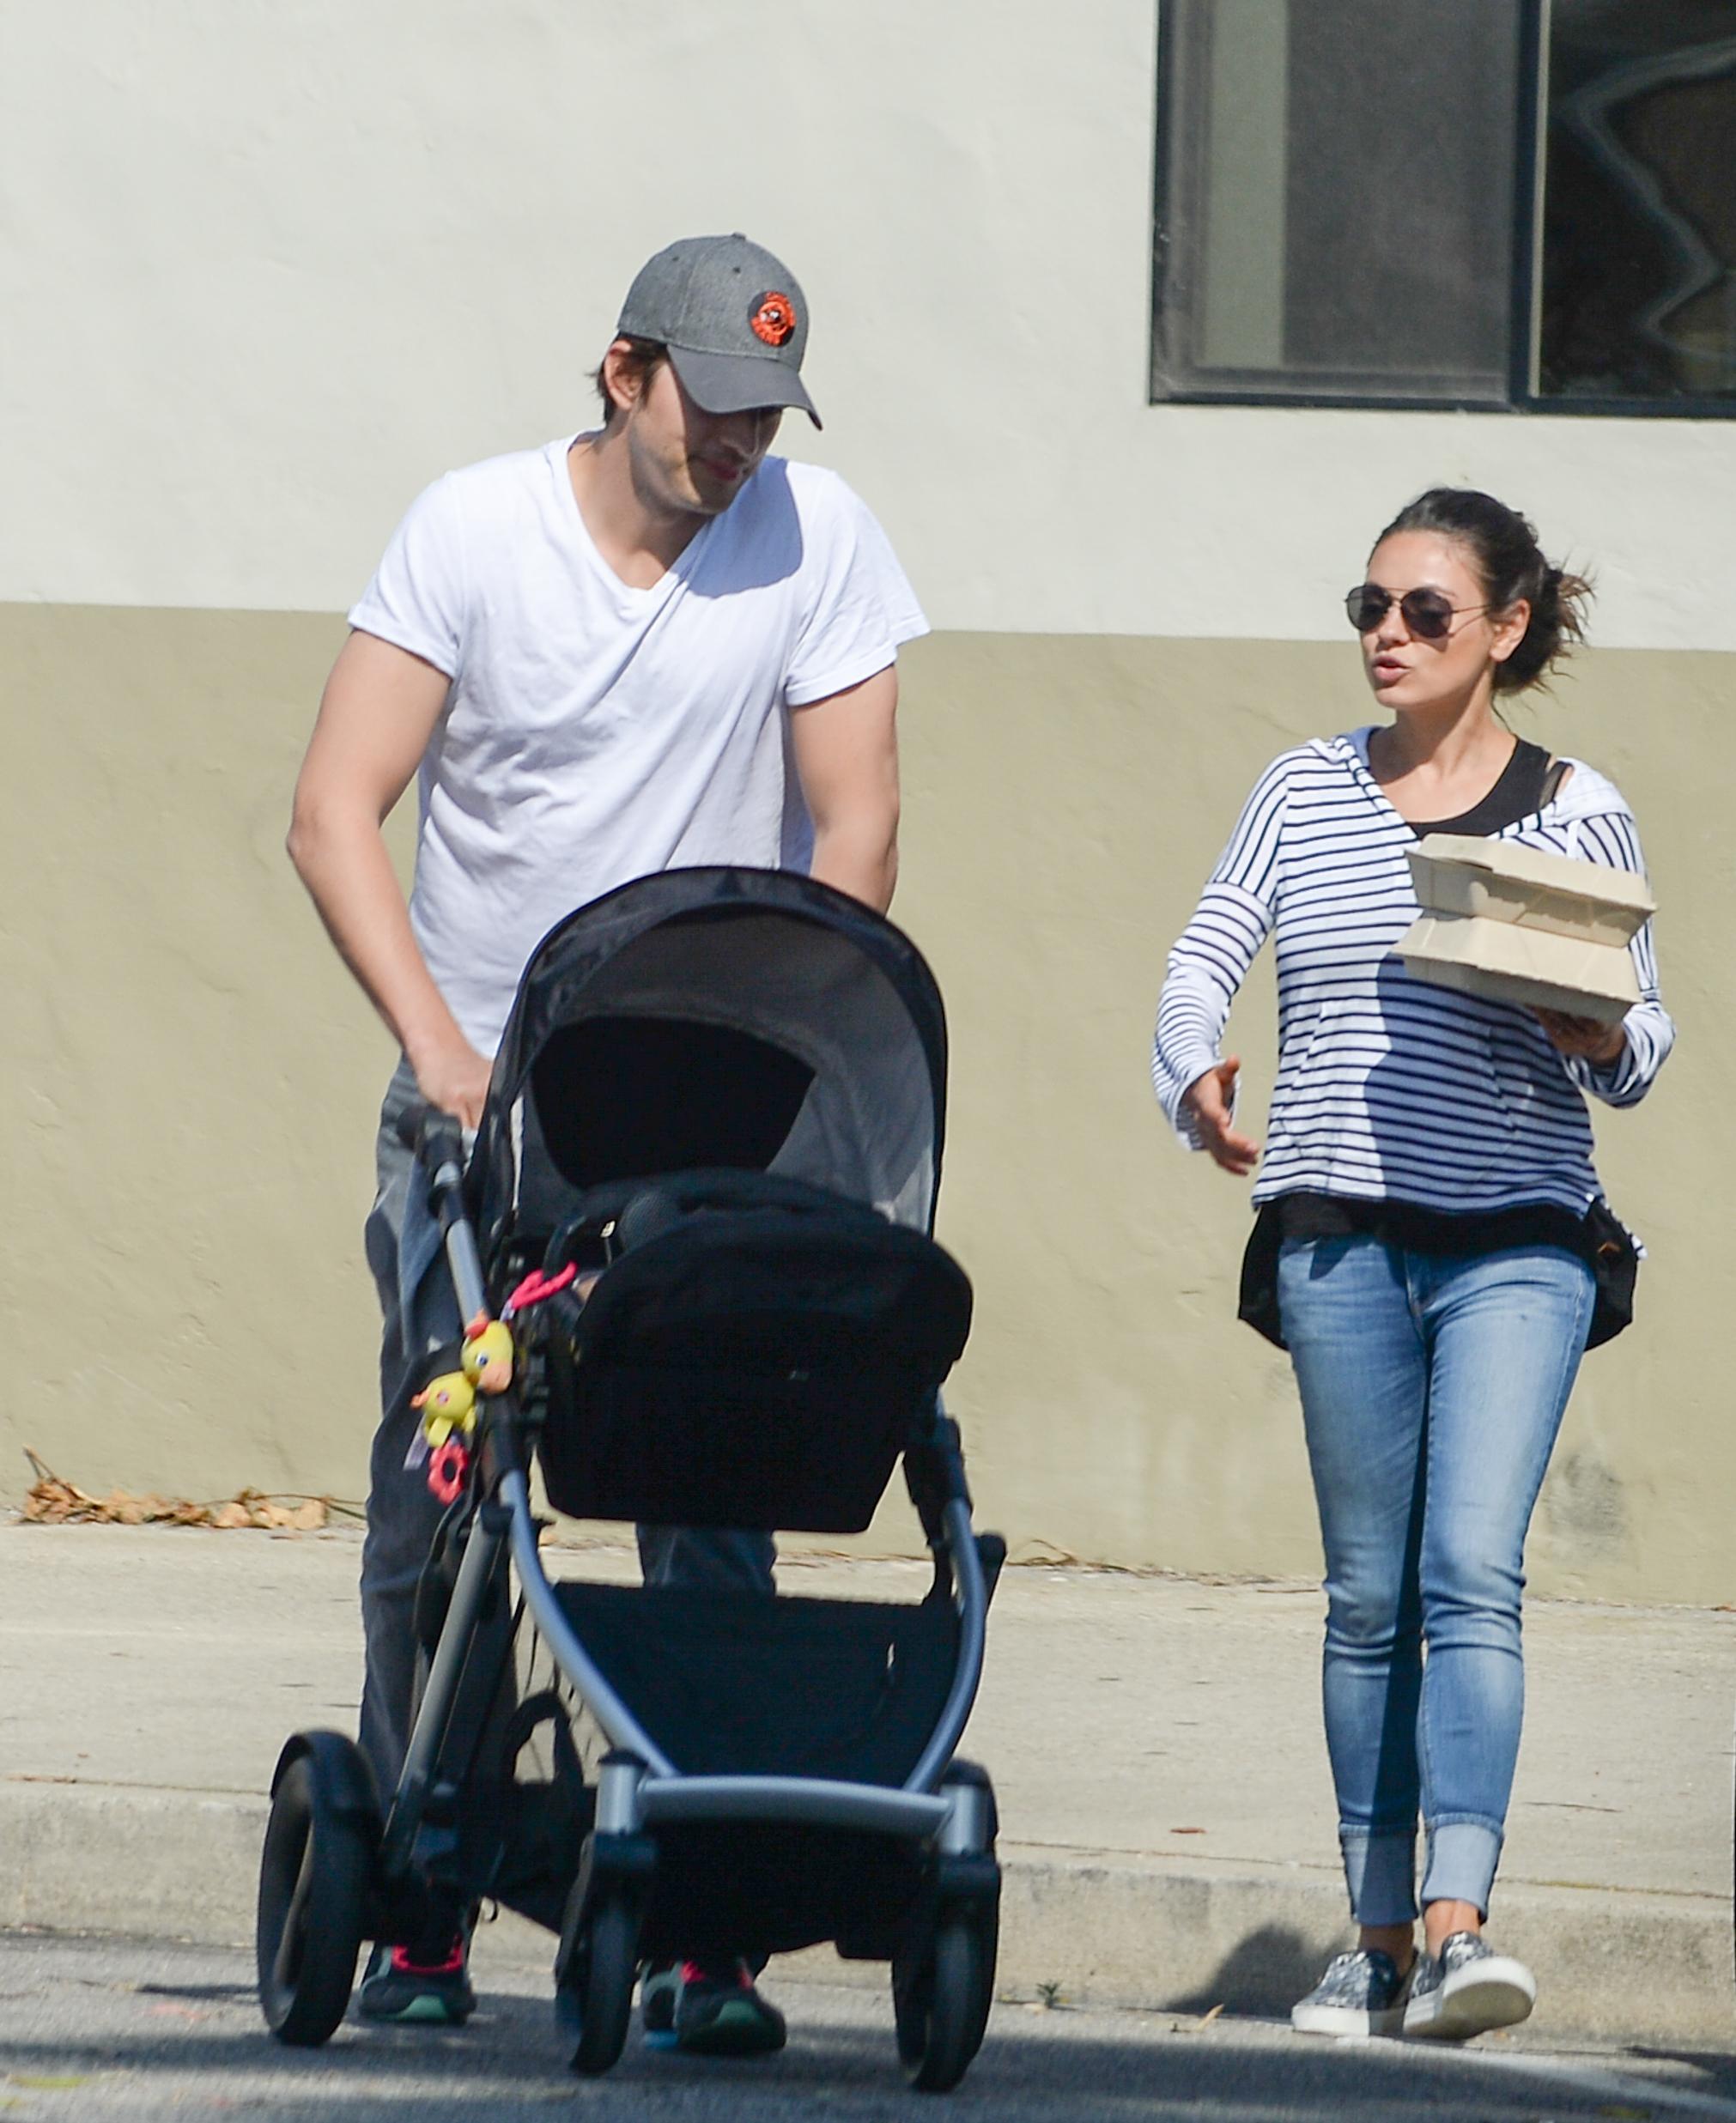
top-left (5, 1), bottom-right (1732, 1597)
top-left (3, 604), bottom-right (1727, 1599)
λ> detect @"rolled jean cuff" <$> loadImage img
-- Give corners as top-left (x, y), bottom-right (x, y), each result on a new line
top-left (1420, 1820), bottom-right (1503, 1915)
top-left (1340, 1829), bottom-right (1417, 1926)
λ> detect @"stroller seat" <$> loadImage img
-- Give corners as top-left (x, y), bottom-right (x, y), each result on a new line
top-left (535, 1167), bottom-right (973, 1532)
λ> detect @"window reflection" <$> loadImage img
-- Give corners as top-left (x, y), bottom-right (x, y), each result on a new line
top-left (1543, 0), bottom-right (1736, 402)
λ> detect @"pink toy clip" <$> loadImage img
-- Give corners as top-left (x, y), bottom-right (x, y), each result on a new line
top-left (504, 1263), bottom-right (579, 1317)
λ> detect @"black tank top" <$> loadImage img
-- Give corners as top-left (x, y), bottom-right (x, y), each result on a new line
top-left (1409, 737), bottom-right (1557, 839)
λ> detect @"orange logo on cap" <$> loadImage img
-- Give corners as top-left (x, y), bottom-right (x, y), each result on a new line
top-left (750, 292), bottom-right (797, 347)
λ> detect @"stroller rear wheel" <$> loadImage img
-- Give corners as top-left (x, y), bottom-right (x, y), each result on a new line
top-left (257, 1738), bottom-right (377, 2045)
top-left (894, 1905), bottom-right (997, 2095)
top-left (561, 1889), bottom-right (640, 2076)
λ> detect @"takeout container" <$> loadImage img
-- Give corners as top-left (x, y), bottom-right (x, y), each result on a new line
top-left (1396, 834), bottom-right (1653, 1026)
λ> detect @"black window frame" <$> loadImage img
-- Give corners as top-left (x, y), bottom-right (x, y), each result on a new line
top-left (1149, 0), bottom-right (1736, 420)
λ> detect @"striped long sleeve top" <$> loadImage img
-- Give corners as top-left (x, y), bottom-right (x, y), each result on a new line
top-left (1151, 731), bottom-right (1673, 1215)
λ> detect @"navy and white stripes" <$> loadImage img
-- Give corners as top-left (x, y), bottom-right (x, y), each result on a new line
top-left (1152, 731), bottom-right (1673, 1214)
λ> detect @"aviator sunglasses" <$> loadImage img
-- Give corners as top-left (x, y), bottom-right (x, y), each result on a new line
top-left (1344, 583), bottom-right (1486, 640)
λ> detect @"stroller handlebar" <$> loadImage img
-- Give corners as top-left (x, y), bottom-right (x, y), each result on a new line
top-left (394, 1101), bottom-right (469, 1175)
top-left (395, 1101), bottom-right (487, 1318)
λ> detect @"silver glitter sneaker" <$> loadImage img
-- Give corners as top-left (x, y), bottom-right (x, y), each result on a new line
top-left (1403, 1931), bottom-right (1535, 2040)
top-left (1290, 1949), bottom-right (1411, 2038)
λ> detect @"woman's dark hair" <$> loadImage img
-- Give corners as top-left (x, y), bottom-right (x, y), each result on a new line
top-left (592, 336), bottom-right (669, 426)
top-left (1375, 487), bottom-right (1593, 694)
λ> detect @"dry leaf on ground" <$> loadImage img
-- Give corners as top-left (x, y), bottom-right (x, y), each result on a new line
top-left (20, 1450), bottom-right (341, 1531)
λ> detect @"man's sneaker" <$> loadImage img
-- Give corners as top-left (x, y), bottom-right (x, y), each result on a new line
top-left (1290, 1949), bottom-right (1411, 2038)
top-left (1403, 1932), bottom-right (1535, 2041)
top-left (356, 1934), bottom-right (476, 2024)
top-left (641, 1958), bottom-right (786, 2057)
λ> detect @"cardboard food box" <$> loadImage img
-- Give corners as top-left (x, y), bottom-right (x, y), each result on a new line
top-left (1397, 834), bottom-right (1653, 1025)
top-left (1405, 834), bottom-right (1654, 946)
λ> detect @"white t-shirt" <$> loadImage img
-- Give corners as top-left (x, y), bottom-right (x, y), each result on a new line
top-left (348, 437), bottom-right (928, 1054)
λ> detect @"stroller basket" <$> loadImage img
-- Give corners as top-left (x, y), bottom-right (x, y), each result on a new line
top-left (491, 1580), bottom-right (960, 1951)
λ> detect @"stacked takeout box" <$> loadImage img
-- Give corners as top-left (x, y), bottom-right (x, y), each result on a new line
top-left (1396, 834), bottom-right (1653, 1026)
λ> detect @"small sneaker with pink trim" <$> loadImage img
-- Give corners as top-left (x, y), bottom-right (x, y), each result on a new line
top-left (356, 1932), bottom-right (476, 2024)
top-left (640, 1957), bottom-right (786, 2057)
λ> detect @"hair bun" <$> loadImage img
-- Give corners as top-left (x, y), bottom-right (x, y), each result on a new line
top-left (1375, 488), bottom-right (1592, 695)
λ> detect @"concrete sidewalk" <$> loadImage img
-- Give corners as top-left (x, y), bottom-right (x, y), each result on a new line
top-left (2, 1523), bottom-right (1731, 2044)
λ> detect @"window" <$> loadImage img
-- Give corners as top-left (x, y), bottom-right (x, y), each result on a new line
top-left (1150, 0), bottom-right (1736, 413)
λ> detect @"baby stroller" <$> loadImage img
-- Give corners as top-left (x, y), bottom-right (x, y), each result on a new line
top-left (256, 868), bottom-right (1003, 2093)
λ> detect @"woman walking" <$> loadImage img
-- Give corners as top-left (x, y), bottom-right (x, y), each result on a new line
top-left (1151, 488), bottom-right (1672, 2041)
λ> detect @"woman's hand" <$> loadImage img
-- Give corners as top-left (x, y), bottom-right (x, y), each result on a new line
top-left (1182, 1058), bottom-right (1262, 1176)
top-left (1534, 1010), bottom-right (1626, 1067)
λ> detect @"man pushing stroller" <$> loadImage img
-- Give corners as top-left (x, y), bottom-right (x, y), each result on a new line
top-left (288, 232), bottom-right (928, 2051)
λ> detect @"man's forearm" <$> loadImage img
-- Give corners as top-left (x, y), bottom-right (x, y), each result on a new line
top-left (288, 629), bottom-right (493, 1120)
top-left (789, 667), bottom-right (901, 915)
top-left (810, 817), bottom-right (898, 913)
top-left (287, 805), bottom-right (468, 1069)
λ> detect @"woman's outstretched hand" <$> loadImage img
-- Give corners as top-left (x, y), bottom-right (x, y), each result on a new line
top-left (1534, 1010), bottom-right (1626, 1067)
top-left (1182, 1057), bottom-right (1262, 1176)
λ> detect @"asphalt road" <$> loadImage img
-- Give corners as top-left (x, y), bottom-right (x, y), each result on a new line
top-left (4, 1932), bottom-right (1736, 2122)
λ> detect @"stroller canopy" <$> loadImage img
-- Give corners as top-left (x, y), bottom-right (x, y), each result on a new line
top-left (469, 869), bottom-right (950, 1263)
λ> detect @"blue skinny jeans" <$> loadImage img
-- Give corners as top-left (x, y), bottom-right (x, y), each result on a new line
top-left (1276, 1234), bottom-right (1595, 1926)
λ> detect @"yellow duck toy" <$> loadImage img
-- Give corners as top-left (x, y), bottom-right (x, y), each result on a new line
top-left (411, 1316), bottom-right (513, 1456)
top-left (461, 1316), bottom-right (514, 1395)
top-left (411, 1370), bottom-right (476, 1450)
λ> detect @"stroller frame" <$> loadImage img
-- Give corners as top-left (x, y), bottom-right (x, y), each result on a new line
top-left (394, 1137), bottom-right (992, 1839)
top-left (257, 871), bottom-right (1003, 2094)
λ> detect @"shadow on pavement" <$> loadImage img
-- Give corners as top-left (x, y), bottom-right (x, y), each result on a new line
top-left (1630, 2043), bottom-right (1736, 2098)
top-left (5, 1981), bottom-right (1735, 2120)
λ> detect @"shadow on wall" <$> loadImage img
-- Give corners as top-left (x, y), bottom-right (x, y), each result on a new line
top-left (1162, 1922), bottom-right (1325, 2018)
top-left (1539, 1447), bottom-right (1630, 1563)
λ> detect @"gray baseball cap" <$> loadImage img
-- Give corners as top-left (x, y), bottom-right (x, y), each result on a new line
top-left (616, 233), bottom-right (821, 428)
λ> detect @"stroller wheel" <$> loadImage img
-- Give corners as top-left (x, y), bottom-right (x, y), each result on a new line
top-left (256, 1737), bottom-right (377, 2046)
top-left (561, 1890), bottom-right (640, 2076)
top-left (894, 1908), bottom-right (997, 2095)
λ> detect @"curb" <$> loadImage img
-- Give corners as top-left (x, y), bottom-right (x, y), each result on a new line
top-left (3, 1785), bottom-right (1729, 2045)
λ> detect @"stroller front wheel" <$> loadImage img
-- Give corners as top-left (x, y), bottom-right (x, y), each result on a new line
top-left (561, 1890), bottom-right (640, 2076)
top-left (257, 1743), bottom-right (376, 2045)
top-left (894, 1909), bottom-right (995, 2095)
